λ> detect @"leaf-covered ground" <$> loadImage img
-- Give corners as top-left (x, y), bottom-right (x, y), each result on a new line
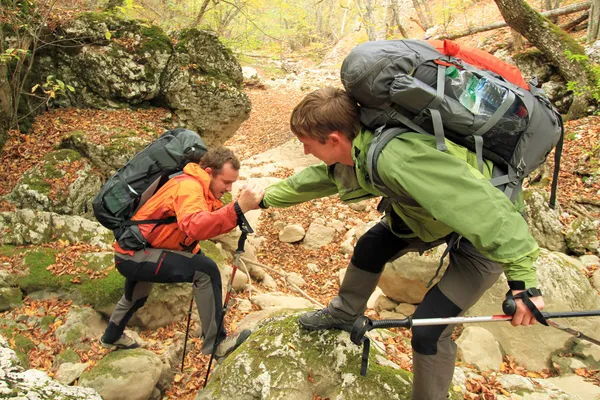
top-left (1, 2), bottom-right (599, 397)
top-left (1, 81), bottom-right (598, 398)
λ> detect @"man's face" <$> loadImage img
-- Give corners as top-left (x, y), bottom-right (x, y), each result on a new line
top-left (298, 134), bottom-right (340, 165)
top-left (207, 162), bottom-right (239, 199)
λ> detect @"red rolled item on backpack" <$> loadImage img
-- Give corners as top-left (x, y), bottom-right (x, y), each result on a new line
top-left (427, 39), bottom-right (529, 90)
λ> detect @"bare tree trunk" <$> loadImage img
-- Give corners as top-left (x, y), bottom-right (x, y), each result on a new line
top-left (390, 0), bottom-right (409, 38)
top-left (411, 0), bottom-right (431, 30)
top-left (588, 0), bottom-right (600, 41)
top-left (364, 0), bottom-right (377, 40)
top-left (190, 0), bottom-right (212, 27)
top-left (494, 0), bottom-right (597, 119)
top-left (380, 0), bottom-right (389, 39)
top-left (340, 0), bottom-right (351, 35)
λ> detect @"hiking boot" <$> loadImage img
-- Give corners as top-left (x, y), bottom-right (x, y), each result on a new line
top-left (100, 333), bottom-right (140, 350)
top-left (214, 329), bottom-right (251, 359)
top-left (298, 309), bottom-right (355, 332)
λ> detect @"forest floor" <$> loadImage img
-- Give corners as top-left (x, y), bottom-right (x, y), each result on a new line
top-left (1, 1), bottom-right (600, 399)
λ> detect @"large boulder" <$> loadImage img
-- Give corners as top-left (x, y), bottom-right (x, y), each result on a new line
top-left (79, 348), bottom-right (163, 400)
top-left (196, 311), bottom-right (450, 400)
top-left (378, 245), bottom-right (449, 304)
top-left (468, 249), bottom-right (600, 371)
top-left (0, 209), bottom-right (113, 249)
top-left (161, 29), bottom-right (250, 146)
top-left (0, 335), bottom-right (102, 399)
top-left (32, 12), bottom-right (250, 146)
top-left (7, 149), bottom-right (102, 218)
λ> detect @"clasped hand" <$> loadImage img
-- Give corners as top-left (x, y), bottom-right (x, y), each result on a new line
top-left (236, 182), bottom-right (265, 213)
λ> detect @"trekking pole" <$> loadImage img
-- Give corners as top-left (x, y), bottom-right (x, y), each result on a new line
top-left (180, 296), bottom-right (195, 373)
top-left (350, 308), bottom-right (600, 376)
top-left (203, 215), bottom-right (253, 388)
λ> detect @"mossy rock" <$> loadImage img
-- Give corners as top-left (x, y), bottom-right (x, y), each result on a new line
top-left (79, 348), bottom-right (163, 400)
top-left (198, 310), bottom-right (437, 400)
top-left (53, 348), bottom-right (81, 370)
top-left (0, 287), bottom-right (23, 312)
top-left (16, 247), bottom-right (124, 308)
top-left (0, 326), bottom-right (35, 368)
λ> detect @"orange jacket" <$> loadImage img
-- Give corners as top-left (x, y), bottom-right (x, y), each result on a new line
top-left (114, 163), bottom-right (238, 255)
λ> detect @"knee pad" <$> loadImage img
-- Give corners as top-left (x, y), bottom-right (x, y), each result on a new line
top-left (411, 285), bottom-right (461, 356)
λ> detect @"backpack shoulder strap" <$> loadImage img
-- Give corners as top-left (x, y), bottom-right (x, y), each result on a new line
top-left (367, 126), bottom-right (421, 206)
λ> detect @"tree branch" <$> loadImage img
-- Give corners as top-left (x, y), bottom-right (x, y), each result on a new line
top-left (437, 1), bottom-right (590, 40)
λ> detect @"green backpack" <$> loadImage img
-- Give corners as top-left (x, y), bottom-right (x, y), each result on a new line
top-left (92, 128), bottom-right (207, 250)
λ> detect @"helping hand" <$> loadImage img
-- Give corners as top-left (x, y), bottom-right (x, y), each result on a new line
top-left (237, 182), bottom-right (265, 213)
top-left (508, 289), bottom-right (545, 327)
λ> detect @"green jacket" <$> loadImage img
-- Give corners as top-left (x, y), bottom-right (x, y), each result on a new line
top-left (262, 128), bottom-right (540, 288)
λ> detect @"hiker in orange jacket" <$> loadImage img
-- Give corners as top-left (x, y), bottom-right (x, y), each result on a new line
top-left (100, 147), bottom-right (264, 357)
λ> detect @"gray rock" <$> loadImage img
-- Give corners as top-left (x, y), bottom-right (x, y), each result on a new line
top-left (302, 222), bottom-right (336, 249)
top-left (250, 293), bottom-right (313, 310)
top-left (0, 209), bottom-right (113, 249)
top-left (79, 348), bottom-right (163, 400)
top-left (279, 224), bottom-right (306, 243)
top-left (1, 335), bottom-right (101, 399)
top-left (468, 249), bottom-right (600, 371)
top-left (547, 376), bottom-right (600, 399)
top-left (523, 189), bottom-right (567, 252)
top-left (456, 327), bottom-right (503, 371)
top-left (379, 245), bottom-right (448, 304)
top-left (55, 306), bottom-right (106, 345)
top-left (196, 311), bottom-right (423, 400)
top-left (32, 14), bottom-right (249, 147)
top-left (565, 217), bottom-right (600, 256)
top-left (286, 272), bottom-right (306, 287)
top-left (374, 294), bottom-right (398, 312)
top-left (55, 362), bottom-right (89, 385)
top-left (8, 149), bottom-right (102, 218)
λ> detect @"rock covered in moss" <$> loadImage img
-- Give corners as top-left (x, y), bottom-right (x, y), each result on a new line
top-left (0, 287), bottom-right (22, 312)
top-left (79, 348), bottom-right (163, 400)
top-left (162, 29), bottom-right (250, 147)
top-left (565, 216), bottom-right (600, 256)
top-left (55, 306), bottom-right (106, 345)
top-left (59, 130), bottom-right (152, 177)
top-left (197, 311), bottom-right (421, 400)
top-left (8, 149), bottom-right (102, 218)
top-left (32, 12), bottom-right (250, 146)
top-left (522, 189), bottom-right (567, 252)
top-left (0, 209), bottom-right (113, 248)
top-left (0, 334), bottom-right (102, 399)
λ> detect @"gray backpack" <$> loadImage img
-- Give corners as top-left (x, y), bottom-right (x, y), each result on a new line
top-left (341, 39), bottom-right (564, 206)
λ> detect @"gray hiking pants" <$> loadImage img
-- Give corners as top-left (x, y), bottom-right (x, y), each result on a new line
top-left (329, 220), bottom-right (504, 400)
top-left (101, 248), bottom-right (224, 354)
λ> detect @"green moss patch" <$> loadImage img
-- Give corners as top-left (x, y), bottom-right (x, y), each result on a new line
top-left (55, 348), bottom-right (81, 366)
top-left (78, 269), bottom-right (124, 307)
top-left (140, 26), bottom-right (172, 53)
top-left (18, 248), bottom-right (68, 292)
top-left (0, 327), bottom-right (34, 368)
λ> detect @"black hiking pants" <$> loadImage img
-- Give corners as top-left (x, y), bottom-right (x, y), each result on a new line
top-left (101, 248), bottom-right (225, 354)
top-left (348, 221), bottom-right (503, 400)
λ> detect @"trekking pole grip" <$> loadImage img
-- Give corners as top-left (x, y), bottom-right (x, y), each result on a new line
top-left (236, 214), bottom-right (254, 253)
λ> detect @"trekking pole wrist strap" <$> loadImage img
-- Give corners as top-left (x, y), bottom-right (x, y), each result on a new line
top-left (504, 289), bottom-right (548, 326)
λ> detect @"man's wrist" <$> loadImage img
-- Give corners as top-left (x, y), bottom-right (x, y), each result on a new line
top-left (234, 201), bottom-right (245, 218)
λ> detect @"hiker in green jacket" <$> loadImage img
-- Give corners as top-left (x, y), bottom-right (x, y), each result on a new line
top-left (260, 87), bottom-right (545, 400)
